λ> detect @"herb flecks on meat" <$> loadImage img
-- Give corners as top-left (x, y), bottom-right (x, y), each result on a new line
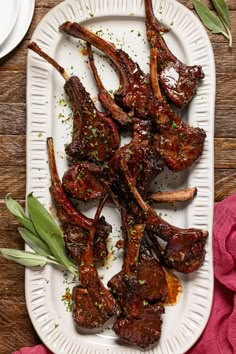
top-left (59, 21), bottom-right (206, 172)
top-left (145, 0), bottom-right (204, 108)
top-left (28, 42), bottom-right (120, 164)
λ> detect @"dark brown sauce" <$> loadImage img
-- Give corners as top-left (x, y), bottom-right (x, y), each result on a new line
top-left (163, 269), bottom-right (182, 306)
top-left (80, 47), bottom-right (88, 56)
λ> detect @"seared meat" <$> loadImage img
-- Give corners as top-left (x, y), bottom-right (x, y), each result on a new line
top-left (137, 241), bottom-right (168, 303)
top-left (64, 223), bottom-right (108, 263)
top-left (64, 76), bottom-right (120, 162)
top-left (62, 162), bottom-right (105, 202)
top-left (148, 230), bottom-right (207, 273)
top-left (60, 21), bottom-right (153, 120)
top-left (149, 98), bottom-right (206, 171)
top-left (109, 223), bottom-right (165, 348)
top-left (28, 42), bottom-right (120, 164)
top-left (47, 138), bottom-right (111, 262)
top-left (108, 141), bottom-right (165, 213)
top-left (86, 43), bottom-right (131, 127)
top-left (145, 0), bottom-right (204, 108)
top-left (59, 22), bottom-right (206, 171)
top-left (119, 162), bottom-right (208, 273)
top-left (73, 197), bottom-right (120, 329)
top-left (28, 10), bottom-right (209, 347)
top-left (113, 304), bottom-right (164, 348)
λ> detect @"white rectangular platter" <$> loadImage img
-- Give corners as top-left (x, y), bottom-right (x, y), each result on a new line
top-left (26, 0), bottom-right (215, 353)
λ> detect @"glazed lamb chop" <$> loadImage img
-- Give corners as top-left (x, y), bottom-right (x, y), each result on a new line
top-left (60, 21), bottom-right (153, 120)
top-left (62, 162), bottom-right (106, 202)
top-left (109, 221), bottom-right (165, 348)
top-left (47, 138), bottom-right (110, 263)
top-left (86, 43), bottom-right (131, 127)
top-left (108, 214), bottom-right (168, 305)
top-left (60, 22), bottom-right (206, 171)
top-left (28, 42), bottom-right (120, 164)
top-left (145, 0), bottom-right (204, 108)
top-left (73, 196), bottom-right (120, 329)
top-left (120, 160), bottom-right (208, 273)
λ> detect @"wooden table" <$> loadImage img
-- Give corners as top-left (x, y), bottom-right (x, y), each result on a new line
top-left (0, 0), bottom-right (235, 353)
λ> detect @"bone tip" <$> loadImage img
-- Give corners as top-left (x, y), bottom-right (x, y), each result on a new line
top-left (59, 21), bottom-right (73, 31)
top-left (28, 41), bottom-right (39, 52)
top-left (47, 137), bottom-right (54, 150)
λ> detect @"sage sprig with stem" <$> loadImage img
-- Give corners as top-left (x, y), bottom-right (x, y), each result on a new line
top-left (193, 0), bottom-right (232, 47)
top-left (0, 194), bottom-right (78, 276)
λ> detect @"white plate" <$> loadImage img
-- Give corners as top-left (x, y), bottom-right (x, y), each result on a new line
top-left (0, 0), bottom-right (35, 58)
top-left (0, 0), bottom-right (19, 45)
top-left (26, 0), bottom-right (215, 353)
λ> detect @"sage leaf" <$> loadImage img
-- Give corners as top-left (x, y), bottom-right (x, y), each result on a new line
top-left (18, 227), bottom-right (52, 257)
top-left (5, 194), bottom-right (36, 234)
top-left (0, 249), bottom-right (51, 267)
top-left (212, 0), bottom-right (231, 29)
top-left (27, 194), bottom-right (75, 270)
top-left (193, 0), bottom-right (228, 35)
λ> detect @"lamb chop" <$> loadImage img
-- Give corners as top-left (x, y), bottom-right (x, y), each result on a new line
top-left (145, 0), bottom-right (204, 108)
top-left (60, 22), bottom-right (206, 171)
top-left (62, 162), bottom-right (106, 202)
top-left (47, 137), bottom-right (110, 263)
top-left (60, 22), bottom-right (152, 120)
top-left (108, 221), bottom-right (165, 348)
top-left (86, 43), bottom-right (131, 127)
top-left (148, 47), bottom-right (206, 172)
top-left (120, 160), bottom-right (208, 273)
top-left (108, 214), bottom-right (168, 304)
top-left (73, 196), bottom-right (120, 329)
top-left (28, 42), bottom-right (120, 164)
top-left (107, 116), bottom-right (165, 217)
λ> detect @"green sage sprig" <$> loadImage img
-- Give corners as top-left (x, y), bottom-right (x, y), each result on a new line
top-left (193, 0), bottom-right (232, 47)
top-left (0, 194), bottom-right (77, 276)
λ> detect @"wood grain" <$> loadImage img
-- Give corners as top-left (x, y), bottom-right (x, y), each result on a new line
top-left (0, 136), bottom-right (26, 166)
top-left (0, 0), bottom-right (235, 353)
top-left (0, 104), bottom-right (26, 134)
top-left (0, 296), bottom-right (40, 352)
top-left (215, 138), bottom-right (236, 168)
top-left (215, 169), bottom-right (236, 201)
top-left (0, 72), bottom-right (26, 103)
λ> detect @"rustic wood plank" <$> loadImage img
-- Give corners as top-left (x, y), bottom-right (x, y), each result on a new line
top-left (215, 108), bottom-right (236, 138)
top-left (215, 169), bottom-right (236, 201)
top-left (0, 296), bottom-right (40, 354)
top-left (0, 73), bottom-right (26, 103)
top-left (0, 265), bottom-right (25, 295)
top-left (0, 166), bottom-right (25, 199)
top-left (0, 104), bottom-right (26, 134)
top-left (0, 41), bottom-right (27, 71)
top-left (0, 201), bottom-right (25, 246)
top-left (213, 43), bottom-right (236, 74)
top-left (0, 136), bottom-right (25, 166)
top-left (215, 138), bottom-right (236, 168)
top-left (216, 73), bottom-right (236, 108)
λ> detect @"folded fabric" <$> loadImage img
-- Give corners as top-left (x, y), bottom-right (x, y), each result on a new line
top-left (187, 192), bottom-right (236, 353)
top-left (12, 344), bottom-right (53, 354)
top-left (13, 193), bottom-right (236, 354)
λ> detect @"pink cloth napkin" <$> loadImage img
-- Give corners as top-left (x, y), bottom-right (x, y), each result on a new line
top-left (187, 192), bottom-right (236, 354)
top-left (12, 345), bottom-right (52, 354)
top-left (13, 194), bottom-right (236, 354)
